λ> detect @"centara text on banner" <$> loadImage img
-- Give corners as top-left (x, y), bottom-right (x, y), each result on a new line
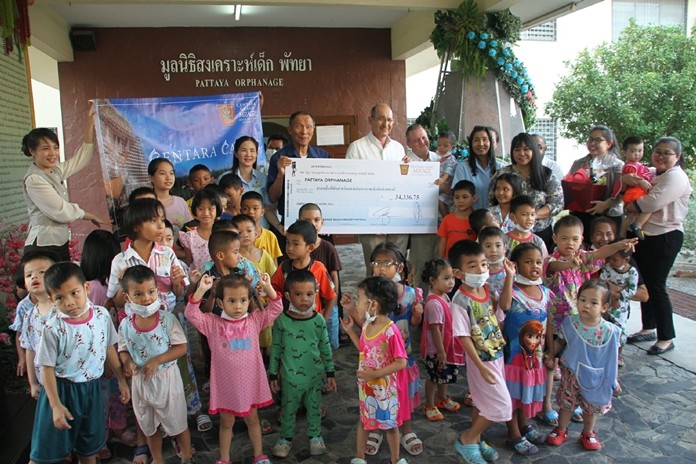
top-left (284, 158), bottom-right (439, 234)
top-left (94, 92), bottom-right (263, 234)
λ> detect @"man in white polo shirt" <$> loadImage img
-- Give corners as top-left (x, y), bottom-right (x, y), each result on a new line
top-left (346, 103), bottom-right (409, 274)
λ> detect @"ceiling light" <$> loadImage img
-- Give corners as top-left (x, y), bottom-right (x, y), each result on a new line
top-left (235, 5), bottom-right (242, 21)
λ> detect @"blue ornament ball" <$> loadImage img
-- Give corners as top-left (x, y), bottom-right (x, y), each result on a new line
top-left (497, 57), bottom-right (505, 66)
top-left (488, 48), bottom-right (497, 56)
top-left (490, 40), bottom-right (498, 47)
top-left (478, 41), bottom-right (487, 49)
top-left (481, 32), bottom-right (489, 39)
top-left (467, 31), bottom-right (476, 40)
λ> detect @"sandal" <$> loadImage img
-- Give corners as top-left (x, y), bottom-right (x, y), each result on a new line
top-left (201, 381), bottom-right (211, 393)
top-left (97, 445), bottom-right (112, 460)
top-left (260, 418), bottom-right (273, 435)
top-left (196, 414), bottom-right (213, 432)
top-left (580, 431), bottom-right (602, 451)
top-left (546, 428), bottom-right (568, 446)
top-left (400, 432), bottom-right (423, 456)
top-left (365, 431), bottom-right (383, 456)
top-left (522, 425), bottom-right (546, 445)
top-left (253, 454), bottom-right (272, 464)
top-left (309, 436), bottom-right (326, 456)
top-left (454, 439), bottom-right (487, 464)
top-left (571, 406), bottom-right (584, 423)
top-left (553, 367), bottom-right (562, 381)
top-left (424, 405), bottom-right (444, 421)
top-left (534, 409), bottom-right (559, 427)
top-left (350, 459), bottom-right (367, 464)
top-left (132, 444), bottom-right (150, 464)
top-left (506, 436), bottom-right (538, 455)
top-left (479, 440), bottom-right (498, 462)
top-left (463, 392), bottom-right (474, 407)
top-left (436, 397), bottom-right (461, 412)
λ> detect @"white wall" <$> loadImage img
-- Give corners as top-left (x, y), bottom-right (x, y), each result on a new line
top-left (28, 46), bottom-right (65, 160)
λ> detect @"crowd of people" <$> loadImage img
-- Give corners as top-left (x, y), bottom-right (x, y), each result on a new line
top-left (12, 101), bottom-right (691, 464)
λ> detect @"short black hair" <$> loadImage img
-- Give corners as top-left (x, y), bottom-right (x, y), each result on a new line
top-left (285, 269), bottom-right (317, 293)
top-left (215, 272), bottom-right (254, 302)
top-left (231, 214), bottom-right (256, 229)
top-left (491, 173), bottom-right (523, 206)
top-left (208, 230), bottom-right (241, 258)
top-left (289, 111), bottom-right (315, 127)
top-left (509, 195), bottom-right (535, 214)
top-left (267, 133), bottom-right (288, 145)
top-left (44, 262), bottom-right (86, 294)
top-left (452, 179), bottom-right (476, 196)
top-left (204, 183), bottom-right (227, 201)
top-left (212, 220), bottom-right (237, 233)
top-left (509, 242), bottom-right (543, 264)
top-left (81, 230), bottom-right (120, 285)
top-left (469, 208), bottom-right (491, 235)
top-left (219, 173), bottom-right (243, 190)
top-left (438, 131), bottom-right (456, 144)
top-left (590, 216), bottom-right (616, 236)
top-left (298, 203), bottom-right (322, 217)
top-left (120, 265), bottom-right (157, 292)
top-left (123, 198), bottom-right (165, 240)
top-left (22, 128), bottom-right (59, 157)
top-left (578, 279), bottom-right (610, 304)
top-left (128, 187), bottom-right (156, 203)
top-left (147, 158), bottom-right (174, 177)
top-left (190, 188), bottom-right (222, 217)
top-left (421, 258), bottom-right (451, 287)
top-left (553, 214), bottom-right (584, 234)
top-left (358, 276), bottom-right (399, 315)
top-left (241, 191), bottom-right (264, 206)
top-left (286, 220), bottom-right (317, 245)
top-left (477, 226), bottom-right (505, 244)
top-left (19, 252), bottom-right (56, 289)
top-left (448, 239), bottom-right (484, 270)
top-left (622, 136), bottom-right (643, 151)
top-left (188, 164), bottom-right (211, 179)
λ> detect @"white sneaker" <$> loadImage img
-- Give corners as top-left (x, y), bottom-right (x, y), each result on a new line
top-left (272, 437), bottom-right (292, 457)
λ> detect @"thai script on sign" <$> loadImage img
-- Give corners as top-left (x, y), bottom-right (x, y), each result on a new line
top-left (160, 51), bottom-right (312, 82)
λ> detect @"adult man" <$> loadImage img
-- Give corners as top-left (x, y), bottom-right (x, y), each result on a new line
top-left (345, 103), bottom-right (409, 274)
top-left (405, 124), bottom-right (440, 293)
top-left (266, 133), bottom-right (287, 160)
top-left (267, 111), bottom-right (330, 219)
top-left (533, 133), bottom-right (565, 181)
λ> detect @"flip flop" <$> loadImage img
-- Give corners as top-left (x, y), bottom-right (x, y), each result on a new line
top-left (400, 432), bottom-right (423, 456)
top-left (365, 431), bottom-right (383, 456)
top-left (260, 418), bottom-right (273, 435)
top-left (463, 392), bottom-right (475, 407)
top-left (535, 409), bottom-right (559, 426)
top-left (196, 414), bottom-right (213, 432)
top-left (132, 444), bottom-right (150, 464)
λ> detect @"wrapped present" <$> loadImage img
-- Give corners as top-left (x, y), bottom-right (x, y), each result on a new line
top-left (562, 169), bottom-right (605, 212)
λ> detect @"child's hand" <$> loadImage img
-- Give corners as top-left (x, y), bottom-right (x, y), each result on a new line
top-left (340, 293), bottom-right (355, 311)
top-left (117, 378), bottom-right (131, 404)
top-left (16, 359), bottom-right (25, 377)
top-left (639, 179), bottom-right (652, 191)
top-left (325, 377), bottom-right (337, 392)
top-left (124, 359), bottom-right (138, 377)
top-left (269, 379), bottom-right (280, 393)
top-left (571, 253), bottom-right (583, 268)
top-left (257, 273), bottom-right (277, 300)
top-left (340, 315), bottom-right (354, 332)
top-left (52, 404), bottom-right (73, 430)
top-left (197, 274), bottom-right (214, 293)
top-left (436, 350), bottom-right (447, 369)
top-left (170, 264), bottom-right (185, 286)
top-left (620, 237), bottom-right (638, 253)
top-left (479, 366), bottom-right (496, 385)
top-left (189, 268), bottom-right (202, 285)
top-left (29, 382), bottom-right (41, 400)
top-left (412, 302), bottom-right (423, 318)
top-left (141, 359), bottom-right (159, 380)
top-left (542, 353), bottom-right (555, 370)
top-left (614, 382), bottom-right (623, 395)
top-left (357, 367), bottom-right (378, 382)
top-left (503, 258), bottom-right (516, 276)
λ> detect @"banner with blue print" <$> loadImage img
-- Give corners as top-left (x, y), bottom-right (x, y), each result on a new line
top-left (284, 158), bottom-right (439, 234)
top-left (94, 91), bottom-right (263, 235)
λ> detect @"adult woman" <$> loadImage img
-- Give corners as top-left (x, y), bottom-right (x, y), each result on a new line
top-left (567, 125), bottom-right (624, 240)
top-left (624, 137), bottom-right (691, 355)
top-left (451, 126), bottom-right (503, 211)
top-left (22, 109), bottom-right (109, 261)
top-left (488, 133), bottom-right (563, 250)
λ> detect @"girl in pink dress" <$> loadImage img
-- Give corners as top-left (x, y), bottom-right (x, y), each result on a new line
top-left (179, 189), bottom-right (221, 271)
top-left (185, 272), bottom-right (282, 464)
top-left (340, 276), bottom-right (409, 464)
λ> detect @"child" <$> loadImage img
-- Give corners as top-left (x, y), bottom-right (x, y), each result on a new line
top-left (545, 280), bottom-right (621, 451)
top-left (118, 266), bottom-right (193, 463)
top-left (185, 272), bottom-right (282, 464)
top-left (599, 245), bottom-right (639, 361)
top-left (160, 219), bottom-right (176, 250)
top-left (436, 130), bottom-right (458, 218)
top-left (241, 191), bottom-right (283, 264)
top-left (438, 180), bottom-right (478, 258)
top-left (17, 253), bottom-right (56, 399)
top-left (499, 243), bottom-right (552, 455)
top-left (148, 158), bottom-right (192, 231)
top-left (490, 173), bottom-right (522, 233)
top-left (232, 214), bottom-right (277, 276)
top-left (479, 227), bottom-right (508, 297)
top-left (339, 276), bottom-right (409, 464)
top-left (203, 223), bottom-right (261, 289)
top-left (449, 240), bottom-right (510, 464)
top-left (298, 203), bottom-right (343, 349)
top-left (186, 164), bottom-right (213, 208)
top-left (9, 258), bottom-right (32, 378)
top-left (180, 189), bottom-right (222, 270)
top-left (347, 242), bottom-right (423, 457)
top-left (271, 220), bottom-right (337, 319)
top-left (420, 258), bottom-right (464, 422)
top-left (469, 208), bottom-right (499, 236)
top-left (219, 173), bottom-right (244, 218)
top-left (30, 262), bottom-right (130, 464)
top-left (269, 270), bottom-right (336, 457)
top-left (205, 183), bottom-right (233, 220)
top-left (505, 195), bottom-right (548, 258)
top-left (613, 136), bottom-right (653, 239)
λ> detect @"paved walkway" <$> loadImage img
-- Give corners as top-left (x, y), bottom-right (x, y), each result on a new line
top-left (106, 244), bottom-right (696, 464)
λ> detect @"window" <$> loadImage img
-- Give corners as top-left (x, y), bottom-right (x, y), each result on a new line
top-left (530, 118), bottom-right (557, 161)
top-left (612, 0), bottom-right (686, 41)
top-left (521, 20), bottom-right (557, 41)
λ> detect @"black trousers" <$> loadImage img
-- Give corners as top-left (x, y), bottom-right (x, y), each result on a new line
top-left (23, 242), bottom-right (70, 262)
top-left (632, 230), bottom-right (683, 341)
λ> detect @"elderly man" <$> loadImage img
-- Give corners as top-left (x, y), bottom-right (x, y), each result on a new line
top-left (267, 111), bottom-right (330, 220)
top-left (346, 103), bottom-right (409, 274)
top-left (532, 133), bottom-right (565, 181)
top-left (405, 124), bottom-right (440, 293)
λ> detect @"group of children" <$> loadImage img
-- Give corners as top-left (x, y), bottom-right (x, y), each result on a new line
top-left (11, 132), bottom-right (650, 464)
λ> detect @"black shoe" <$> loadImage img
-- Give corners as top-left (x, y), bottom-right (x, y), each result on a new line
top-left (627, 332), bottom-right (657, 343)
top-left (646, 342), bottom-right (674, 355)
top-left (629, 223), bottom-right (645, 240)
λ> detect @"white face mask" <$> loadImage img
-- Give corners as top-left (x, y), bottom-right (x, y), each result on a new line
top-left (266, 148), bottom-right (277, 157)
top-left (221, 311), bottom-right (248, 321)
top-left (464, 272), bottom-right (489, 289)
top-left (127, 300), bottom-right (160, 318)
top-left (365, 300), bottom-right (378, 324)
top-left (515, 274), bottom-right (543, 286)
top-left (288, 301), bottom-right (316, 316)
top-left (486, 256), bottom-right (505, 265)
top-left (513, 222), bottom-right (533, 233)
top-left (392, 273), bottom-right (401, 283)
top-left (59, 302), bottom-right (91, 319)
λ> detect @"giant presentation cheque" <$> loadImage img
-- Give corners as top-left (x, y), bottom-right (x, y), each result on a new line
top-left (284, 158), bottom-right (439, 234)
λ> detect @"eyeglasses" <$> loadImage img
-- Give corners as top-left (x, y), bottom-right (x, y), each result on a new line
top-left (537, 144), bottom-right (547, 151)
top-left (653, 149), bottom-right (677, 158)
top-left (374, 116), bottom-right (394, 124)
top-left (370, 260), bottom-right (397, 268)
top-left (587, 137), bottom-right (606, 144)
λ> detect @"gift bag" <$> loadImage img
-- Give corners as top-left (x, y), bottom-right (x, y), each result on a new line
top-left (562, 169), bottom-right (605, 212)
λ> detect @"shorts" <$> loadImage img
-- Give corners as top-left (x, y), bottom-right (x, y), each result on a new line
top-left (132, 364), bottom-right (188, 437)
top-left (30, 378), bottom-right (105, 463)
top-left (556, 366), bottom-right (611, 416)
top-left (423, 355), bottom-right (459, 384)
